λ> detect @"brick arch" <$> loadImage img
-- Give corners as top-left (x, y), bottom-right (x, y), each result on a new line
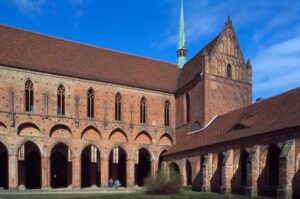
top-left (158, 133), bottom-right (173, 146)
top-left (109, 128), bottom-right (128, 143)
top-left (50, 124), bottom-right (72, 139)
top-left (80, 142), bottom-right (103, 157)
top-left (135, 131), bottom-right (152, 145)
top-left (107, 144), bottom-right (128, 158)
top-left (0, 121), bottom-right (8, 135)
top-left (17, 139), bottom-right (42, 154)
top-left (48, 141), bottom-right (73, 156)
top-left (169, 162), bottom-right (180, 173)
top-left (134, 146), bottom-right (155, 161)
top-left (17, 122), bottom-right (42, 137)
top-left (0, 140), bottom-right (8, 152)
top-left (81, 126), bottom-right (102, 141)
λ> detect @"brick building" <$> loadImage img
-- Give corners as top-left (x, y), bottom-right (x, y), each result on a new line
top-left (0, 2), bottom-right (299, 199)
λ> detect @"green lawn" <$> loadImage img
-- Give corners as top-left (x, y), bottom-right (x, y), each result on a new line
top-left (0, 191), bottom-right (272, 199)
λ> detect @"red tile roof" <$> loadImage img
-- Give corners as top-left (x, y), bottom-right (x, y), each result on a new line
top-left (166, 87), bottom-right (300, 155)
top-left (0, 24), bottom-right (180, 93)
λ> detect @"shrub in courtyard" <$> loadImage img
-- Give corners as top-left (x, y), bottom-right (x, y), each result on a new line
top-left (145, 169), bottom-right (182, 195)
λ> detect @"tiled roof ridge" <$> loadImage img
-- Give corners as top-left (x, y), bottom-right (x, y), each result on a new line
top-left (0, 23), bottom-right (177, 67)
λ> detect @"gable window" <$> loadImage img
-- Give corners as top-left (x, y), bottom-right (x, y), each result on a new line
top-left (185, 93), bottom-right (190, 123)
top-left (164, 101), bottom-right (170, 126)
top-left (57, 84), bottom-right (65, 115)
top-left (87, 88), bottom-right (94, 118)
top-left (25, 80), bottom-right (34, 112)
top-left (140, 97), bottom-right (146, 124)
top-left (227, 64), bottom-right (232, 79)
top-left (115, 93), bottom-right (121, 121)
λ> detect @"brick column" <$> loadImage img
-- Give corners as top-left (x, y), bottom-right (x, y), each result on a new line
top-left (41, 155), bottom-right (49, 189)
top-left (278, 140), bottom-right (295, 199)
top-left (151, 160), bottom-right (158, 176)
top-left (8, 154), bottom-right (18, 190)
top-left (180, 160), bottom-right (187, 186)
top-left (245, 145), bottom-right (259, 197)
top-left (127, 159), bottom-right (135, 187)
top-left (100, 158), bottom-right (108, 187)
top-left (221, 149), bottom-right (233, 194)
top-left (201, 153), bottom-right (212, 191)
top-left (72, 156), bottom-right (80, 189)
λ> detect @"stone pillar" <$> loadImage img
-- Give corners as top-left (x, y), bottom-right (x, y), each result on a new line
top-left (41, 155), bottom-right (49, 189)
top-left (127, 159), bottom-right (135, 187)
top-left (278, 140), bottom-right (295, 199)
top-left (8, 154), bottom-right (18, 190)
top-left (220, 149), bottom-right (233, 194)
top-left (72, 156), bottom-right (80, 189)
top-left (180, 160), bottom-right (187, 186)
top-left (201, 153), bottom-right (212, 191)
top-left (151, 160), bottom-right (158, 176)
top-left (245, 145), bottom-right (259, 197)
top-left (100, 158), bottom-right (108, 187)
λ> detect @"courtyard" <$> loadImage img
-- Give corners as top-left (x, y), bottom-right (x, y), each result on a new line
top-left (0, 190), bottom-right (272, 199)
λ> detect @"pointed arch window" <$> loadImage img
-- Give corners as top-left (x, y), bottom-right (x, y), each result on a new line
top-left (164, 101), bottom-right (170, 126)
top-left (25, 80), bottom-right (34, 112)
top-left (185, 93), bottom-right (190, 123)
top-left (87, 88), bottom-right (94, 118)
top-left (227, 64), bottom-right (232, 79)
top-left (140, 97), bottom-right (146, 124)
top-left (115, 93), bottom-right (121, 121)
top-left (57, 84), bottom-right (65, 115)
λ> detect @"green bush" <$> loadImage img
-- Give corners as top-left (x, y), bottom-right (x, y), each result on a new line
top-left (144, 169), bottom-right (182, 195)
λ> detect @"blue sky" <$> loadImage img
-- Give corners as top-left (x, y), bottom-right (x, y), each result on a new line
top-left (0, 0), bottom-right (299, 101)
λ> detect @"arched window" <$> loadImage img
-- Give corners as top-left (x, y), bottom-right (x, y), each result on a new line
top-left (140, 97), bottom-right (146, 124)
top-left (87, 88), bottom-right (94, 118)
top-left (115, 93), bottom-right (121, 121)
top-left (25, 80), bottom-right (34, 112)
top-left (227, 64), bottom-right (232, 79)
top-left (164, 101), bottom-right (170, 126)
top-left (185, 93), bottom-right (190, 123)
top-left (57, 84), bottom-right (65, 115)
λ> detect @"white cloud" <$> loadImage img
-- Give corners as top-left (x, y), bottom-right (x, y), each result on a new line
top-left (252, 36), bottom-right (300, 98)
top-left (11, 0), bottom-right (46, 15)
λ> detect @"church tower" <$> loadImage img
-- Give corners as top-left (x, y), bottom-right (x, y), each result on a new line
top-left (177, 0), bottom-right (187, 68)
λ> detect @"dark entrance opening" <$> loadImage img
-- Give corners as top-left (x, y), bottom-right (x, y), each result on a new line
top-left (50, 143), bottom-right (72, 188)
top-left (135, 148), bottom-right (151, 186)
top-left (266, 145), bottom-right (280, 197)
top-left (81, 145), bottom-right (100, 188)
top-left (212, 153), bottom-right (225, 193)
top-left (109, 146), bottom-right (127, 187)
top-left (0, 142), bottom-right (8, 189)
top-left (158, 150), bottom-right (167, 170)
top-left (240, 149), bottom-right (249, 187)
top-left (186, 160), bottom-right (192, 185)
top-left (18, 141), bottom-right (41, 189)
top-left (169, 162), bottom-right (180, 173)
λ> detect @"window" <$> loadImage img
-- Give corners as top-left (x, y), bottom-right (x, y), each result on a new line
top-left (87, 88), bottom-right (94, 118)
top-left (227, 64), bottom-right (232, 79)
top-left (185, 93), bottom-right (190, 123)
top-left (140, 97), bottom-right (146, 123)
top-left (164, 101), bottom-right (170, 126)
top-left (115, 93), bottom-right (121, 121)
top-left (57, 84), bottom-right (65, 115)
top-left (25, 80), bottom-right (34, 112)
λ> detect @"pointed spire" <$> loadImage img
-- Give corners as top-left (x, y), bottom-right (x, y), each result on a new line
top-left (246, 59), bottom-right (252, 69)
top-left (177, 0), bottom-right (187, 68)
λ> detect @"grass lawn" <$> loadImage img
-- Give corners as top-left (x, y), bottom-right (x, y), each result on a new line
top-left (0, 190), bottom-right (272, 199)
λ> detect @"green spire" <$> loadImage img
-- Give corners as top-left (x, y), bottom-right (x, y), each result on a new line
top-left (177, 0), bottom-right (187, 68)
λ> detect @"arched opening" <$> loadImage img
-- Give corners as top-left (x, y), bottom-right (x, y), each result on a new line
top-left (212, 153), bottom-right (224, 193)
top-left (18, 141), bottom-right (41, 189)
top-left (240, 149), bottom-right (249, 187)
top-left (0, 142), bottom-right (8, 189)
top-left (25, 80), bottom-right (34, 112)
top-left (135, 148), bottom-right (151, 186)
top-left (135, 131), bottom-right (152, 145)
top-left (87, 88), bottom-right (95, 118)
top-left (57, 84), bottom-right (65, 115)
top-left (266, 145), bottom-right (280, 197)
top-left (164, 101), bottom-right (170, 126)
top-left (227, 64), bottom-right (232, 79)
top-left (186, 160), bottom-right (192, 185)
top-left (140, 97), bottom-right (146, 124)
top-left (50, 143), bottom-right (72, 188)
top-left (158, 150), bottom-right (167, 170)
top-left (169, 162), bottom-right (180, 174)
top-left (109, 146), bottom-right (127, 187)
top-left (158, 133), bottom-right (173, 146)
top-left (115, 93), bottom-right (121, 121)
top-left (81, 145), bottom-right (100, 188)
